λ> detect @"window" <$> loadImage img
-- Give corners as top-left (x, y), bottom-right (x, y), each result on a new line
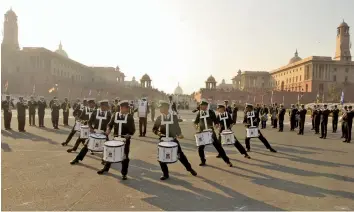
top-left (333, 75), bottom-right (337, 82)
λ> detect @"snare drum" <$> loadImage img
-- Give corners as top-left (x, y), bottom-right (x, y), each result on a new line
top-left (194, 130), bottom-right (213, 146)
top-left (246, 127), bottom-right (259, 138)
top-left (74, 121), bottom-right (81, 131)
top-left (158, 141), bottom-right (178, 163)
top-left (221, 130), bottom-right (235, 145)
top-left (87, 133), bottom-right (107, 152)
top-left (80, 125), bottom-right (90, 138)
top-left (103, 140), bottom-right (125, 163)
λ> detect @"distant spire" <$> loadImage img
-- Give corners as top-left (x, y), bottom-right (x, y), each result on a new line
top-left (59, 41), bottom-right (62, 50)
top-left (295, 49), bottom-right (298, 57)
top-left (178, 82), bottom-right (180, 86)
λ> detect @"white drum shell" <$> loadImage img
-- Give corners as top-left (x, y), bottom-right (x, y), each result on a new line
top-left (103, 141), bottom-right (125, 163)
top-left (194, 131), bottom-right (213, 146)
top-left (246, 128), bottom-right (259, 138)
top-left (158, 141), bottom-right (178, 163)
top-left (74, 121), bottom-right (81, 131)
top-left (80, 126), bottom-right (90, 138)
top-left (221, 132), bottom-right (235, 145)
top-left (87, 134), bottom-right (106, 152)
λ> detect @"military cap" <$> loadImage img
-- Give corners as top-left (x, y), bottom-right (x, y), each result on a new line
top-left (199, 99), bottom-right (209, 106)
top-left (224, 100), bottom-right (229, 102)
top-left (119, 100), bottom-right (130, 107)
top-left (158, 100), bottom-right (169, 108)
top-left (217, 104), bottom-right (225, 109)
top-left (301, 104), bottom-right (304, 106)
top-left (348, 105), bottom-right (352, 109)
top-left (246, 103), bottom-right (253, 107)
top-left (99, 99), bottom-right (109, 104)
top-left (324, 104), bottom-right (327, 106)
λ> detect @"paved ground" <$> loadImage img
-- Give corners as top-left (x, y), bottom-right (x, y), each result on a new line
top-left (1, 110), bottom-right (354, 211)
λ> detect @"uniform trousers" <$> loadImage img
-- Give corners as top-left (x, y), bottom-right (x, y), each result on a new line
top-left (311, 118), bottom-right (315, 130)
top-left (279, 119), bottom-right (284, 131)
top-left (51, 114), bottom-right (59, 128)
top-left (272, 118), bottom-right (278, 128)
top-left (64, 125), bottom-right (77, 145)
top-left (139, 117), bottom-right (147, 136)
top-left (320, 120), bottom-right (328, 138)
top-left (218, 134), bottom-right (247, 155)
top-left (38, 111), bottom-right (45, 127)
top-left (314, 118), bottom-right (321, 133)
top-left (198, 131), bottom-right (230, 164)
top-left (18, 116), bottom-right (26, 131)
top-left (342, 122), bottom-right (348, 138)
top-left (298, 119), bottom-right (305, 134)
top-left (3, 111), bottom-right (12, 129)
top-left (245, 129), bottom-right (272, 151)
top-left (346, 122), bottom-right (352, 142)
top-left (332, 117), bottom-right (338, 132)
top-left (101, 139), bottom-right (131, 176)
top-left (63, 112), bottom-right (69, 125)
top-left (151, 111), bottom-right (155, 122)
top-left (29, 111), bottom-right (36, 125)
top-left (159, 139), bottom-right (193, 177)
top-left (290, 118), bottom-right (296, 130)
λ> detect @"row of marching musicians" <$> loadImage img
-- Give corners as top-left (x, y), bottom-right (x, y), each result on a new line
top-left (63, 98), bottom-right (276, 181)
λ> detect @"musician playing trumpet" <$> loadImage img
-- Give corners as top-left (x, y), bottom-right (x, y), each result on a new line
top-left (16, 96), bottom-right (28, 132)
top-left (61, 97), bottom-right (71, 126)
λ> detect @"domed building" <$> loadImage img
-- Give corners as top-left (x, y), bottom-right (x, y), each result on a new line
top-left (54, 41), bottom-right (68, 58)
top-left (140, 74), bottom-right (152, 88)
top-left (124, 76), bottom-right (140, 87)
top-left (174, 83), bottom-right (183, 95)
top-left (217, 79), bottom-right (233, 91)
top-left (288, 49), bottom-right (302, 64)
top-left (205, 75), bottom-right (217, 89)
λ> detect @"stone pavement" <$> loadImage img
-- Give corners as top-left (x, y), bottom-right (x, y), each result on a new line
top-left (1, 111), bottom-right (354, 211)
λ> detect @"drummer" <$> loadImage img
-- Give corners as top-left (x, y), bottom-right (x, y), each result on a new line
top-left (216, 104), bottom-right (251, 159)
top-left (62, 98), bottom-right (89, 146)
top-left (66, 98), bottom-right (95, 152)
top-left (194, 99), bottom-right (233, 167)
top-left (243, 103), bottom-right (277, 153)
top-left (70, 100), bottom-right (112, 164)
top-left (97, 100), bottom-right (135, 180)
top-left (152, 100), bottom-right (197, 180)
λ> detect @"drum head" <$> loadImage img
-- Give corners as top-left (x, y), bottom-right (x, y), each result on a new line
top-left (113, 137), bottom-right (126, 142)
top-left (105, 140), bottom-right (124, 147)
top-left (221, 130), bottom-right (233, 135)
top-left (159, 141), bottom-right (178, 147)
top-left (90, 133), bottom-right (106, 139)
top-left (81, 125), bottom-right (89, 129)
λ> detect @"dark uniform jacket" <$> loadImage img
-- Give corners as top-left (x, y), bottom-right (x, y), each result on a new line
top-left (111, 103), bottom-right (121, 113)
top-left (243, 111), bottom-right (258, 128)
top-left (194, 109), bottom-right (218, 132)
top-left (153, 114), bottom-right (182, 138)
top-left (61, 101), bottom-right (71, 113)
top-left (37, 100), bottom-right (47, 113)
top-left (108, 112), bottom-right (135, 137)
top-left (216, 112), bottom-right (233, 133)
top-left (320, 109), bottom-right (331, 123)
top-left (2, 100), bottom-right (15, 113)
top-left (16, 101), bottom-right (28, 117)
top-left (331, 108), bottom-right (339, 120)
top-left (297, 108), bottom-right (307, 120)
top-left (88, 109), bottom-right (112, 131)
top-left (28, 100), bottom-right (37, 113)
top-left (260, 107), bottom-right (268, 115)
top-left (79, 106), bottom-right (94, 123)
top-left (278, 108), bottom-right (286, 121)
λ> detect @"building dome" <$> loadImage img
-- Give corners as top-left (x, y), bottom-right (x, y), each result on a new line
top-left (55, 42), bottom-right (68, 58)
top-left (237, 69), bottom-right (242, 75)
top-left (206, 75), bottom-right (216, 82)
top-left (288, 49), bottom-right (302, 64)
top-left (141, 74), bottom-right (151, 81)
top-left (339, 20), bottom-right (349, 28)
top-left (174, 83), bottom-right (183, 95)
top-left (5, 8), bottom-right (17, 17)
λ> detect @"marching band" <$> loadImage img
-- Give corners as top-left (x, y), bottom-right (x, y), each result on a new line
top-left (2, 94), bottom-right (354, 182)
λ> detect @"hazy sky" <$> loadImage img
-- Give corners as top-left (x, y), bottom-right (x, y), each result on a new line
top-left (1, 0), bottom-right (353, 94)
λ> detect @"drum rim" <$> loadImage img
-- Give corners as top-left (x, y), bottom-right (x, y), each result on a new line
top-left (104, 140), bottom-right (125, 147)
top-left (157, 160), bottom-right (178, 164)
top-left (158, 141), bottom-right (178, 147)
top-left (81, 126), bottom-right (89, 128)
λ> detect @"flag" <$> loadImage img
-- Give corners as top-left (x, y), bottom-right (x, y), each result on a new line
top-left (340, 91), bottom-right (344, 105)
top-left (48, 87), bottom-right (55, 93)
top-left (32, 85), bottom-right (36, 94)
top-left (4, 80), bottom-right (8, 91)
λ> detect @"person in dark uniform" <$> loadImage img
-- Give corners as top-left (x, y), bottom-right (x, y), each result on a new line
top-left (260, 104), bottom-right (268, 129)
top-left (341, 106), bottom-right (348, 139)
top-left (28, 96), bottom-right (37, 126)
top-left (311, 105), bottom-right (316, 130)
top-left (278, 104), bottom-right (286, 132)
top-left (319, 104), bottom-right (330, 139)
top-left (289, 104), bottom-right (297, 131)
top-left (314, 105), bottom-right (321, 134)
top-left (295, 104), bottom-right (300, 128)
top-left (297, 104), bottom-right (307, 135)
top-left (16, 96), bottom-right (28, 132)
top-left (150, 101), bottom-right (156, 121)
top-left (216, 104), bottom-right (251, 159)
top-left (129, 101), bottom-right (135, 116)
top-left (66, 99), bottom-right (95, 151)
top-left (254, 103), bottom-right (261, 127)
top-left (224, 100), bottom-right (232, 114)
top-left (111, 98), bottom-right (120, 113)
top-left (70, 100), bottom-right (112, 164)
top-left (192, 105), bottom-right (200, 113)
top-left (271, 103), bottom-right (279, 128)
top-left (168, 95), bottom-right (178, 114)
top-left (232, 103), bottom-right (238, 124)
top-left (51, 98), bottom-right (61, 129)
top-left (61, 98), bottom-right (71, 126)
top-left (343, 106), bottom-right (353, 143)
top-left (97, 100), bottom-right (135, 180)
top-left (243, 104), bottom-right (277, 153)
top-left (37, 96), bottom-right (47, 128)
top-left (153, 100), bottom-right (197, 180)
top-left (194, 99), bottom-right (233, 167)
top-left (331, 105), bottom-right (339, 133)
top-left (2, 95), bottom-right (15, 130)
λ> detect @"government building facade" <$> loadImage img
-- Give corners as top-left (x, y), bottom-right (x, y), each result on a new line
top-left (1, 9), bottom-right (166, 100)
